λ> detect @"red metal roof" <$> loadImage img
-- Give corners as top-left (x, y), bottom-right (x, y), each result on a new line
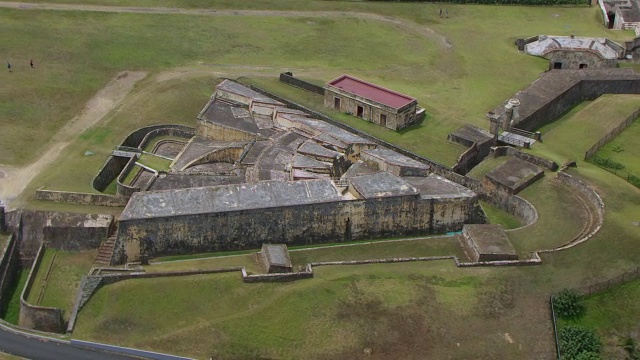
top-left (327, 75), bottom-right (416, 109)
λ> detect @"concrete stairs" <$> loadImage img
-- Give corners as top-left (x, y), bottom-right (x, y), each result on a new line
top-left (93, 235), bottom-right (116, 267)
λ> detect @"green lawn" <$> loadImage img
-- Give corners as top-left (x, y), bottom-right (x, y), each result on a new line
top-left (529, 94), bottom-right (640, 165)
top-left (137, 154), bottom-right (171, 172)
top-left (596, 119), bottom-right (640, 176)
top-left (480, 201), bottom-right (522, 230)
top-left (26, 249), bottom-right (96, 321)
top-left (1, 4), bottom-right (623, 166)
top-left (558, 279), bottom-right (640, 358)
top-left (465, 156), bottom-right (511, 180)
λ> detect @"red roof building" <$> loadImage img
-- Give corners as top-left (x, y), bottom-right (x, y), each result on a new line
top-left (324, 75), bottom-right (423, 130)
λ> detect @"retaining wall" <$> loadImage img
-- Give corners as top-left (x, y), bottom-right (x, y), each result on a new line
top-left (279, 73), bottom-right (325, 95)
top-left (490, 146), bottom-right (558, 171)
top-left (0, 234), bottom-right (20, 313)
top-left (116, 155), bottom-right (141, 198)
top-left (92, 155), bottom-right (130, 193)
top-left (242, 264), bottom-right (313, 283)
top-left (19, 245), bottom-right (65, 333)
top-left (36, 189), bottom-right (128, 207)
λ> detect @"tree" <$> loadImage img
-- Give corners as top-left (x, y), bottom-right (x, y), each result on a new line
top-left (553, 289), bottom-right (585, 319)
top-left (559, 326), bottom-right (601, 360)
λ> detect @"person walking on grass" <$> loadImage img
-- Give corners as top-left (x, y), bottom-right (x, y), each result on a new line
top-left (30, 59), bottom-right (34, 68)
top-left (7, 62), bottom-right (11, 72)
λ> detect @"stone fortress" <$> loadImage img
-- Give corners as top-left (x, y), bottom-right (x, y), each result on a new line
top-left (114, 79), bottom-right (479, 263)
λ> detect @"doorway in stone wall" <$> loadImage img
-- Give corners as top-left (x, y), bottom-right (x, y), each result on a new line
top-left (334, 97), bottom-right (341, 110)
top-left (380, 114), bottom-right (387, 128)
top-left (553, 62), bottom-right (562, 69)
top-left (356, 105), bottom-right (364, 118)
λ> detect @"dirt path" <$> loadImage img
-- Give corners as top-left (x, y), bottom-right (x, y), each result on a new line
top-left (0, 2), bottom-right (453, 48)
top-left (0, 71), bottom-right (147, 208)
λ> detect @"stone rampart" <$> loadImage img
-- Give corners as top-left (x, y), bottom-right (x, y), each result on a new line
top-left (117, 194), bottom-right (477, 263)
top-left (556, 171), bottom-right (605, 223)
top-left (121, 125), bottom-right (195, 148)
top-left (36, 189), bottom-right (128, 207)
top-left (279, 73), bottom-right (325, 95)
top-left (19, 245), bottom-right (65, 333)
top-left (0, 234), bottom-right (19, 313)
top-left (116, 155), bottom-right (141, 198)
top-left (490, 146), bottom-right (558, 171)
top-left (138, 127), bottom-right (194, 152)
top-left (515, 77), bottom-right (640, 132)
top-left (92, 155), bottom-right (130, 192)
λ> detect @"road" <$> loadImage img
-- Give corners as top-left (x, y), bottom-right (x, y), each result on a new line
top-left (0, 325), bottom-right (140, 360)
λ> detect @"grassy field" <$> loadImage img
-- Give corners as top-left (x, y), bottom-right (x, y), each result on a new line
top-left (480, 201), bottom-right (521, 230)
top-left (558, 279), bottom-right (640, 358)
top-left (0, 4), bottom-right (624, 166)
top-left (3, 1), bottom-right (640, 359)
top-left (26, 249), bottom-right (95, 320)
top-left (530, 94), bottom-right (640, 165)
top-left (595, 119), bottom-right (640, 176)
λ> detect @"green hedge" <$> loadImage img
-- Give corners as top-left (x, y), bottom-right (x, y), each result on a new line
top-left (367, 0), bottom-right (586, 5)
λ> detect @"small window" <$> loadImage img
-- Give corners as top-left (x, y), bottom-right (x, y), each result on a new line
top-left (553, 62), bottom-right (562, 69)
top-left (579, 63), bottom-right (588, 69)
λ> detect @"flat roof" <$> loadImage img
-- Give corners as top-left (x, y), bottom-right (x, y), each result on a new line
top-left (404, 174), bottom-right (477, 199)
top-left (361, 148), bottom-right (430, 170)
top-left (216, 79), bottom-right (283, 105)
top-left (120, 179), bottom-right (344, 220)
top-left (261, 244), bottom-right (292, 268)
top-left (326, 75), bottom-right (416, 109)
top-left (525, 35), bottom-right (621, 59)
top-left (350, 172), bottom-right (419, 199)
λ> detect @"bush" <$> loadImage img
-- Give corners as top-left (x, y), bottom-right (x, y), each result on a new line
top-left (553, 289), bottom-right (585, 319)
top-left (590, 156), bottom-right (625, 171)
top-left (559, 326), bottom-right (601, 360)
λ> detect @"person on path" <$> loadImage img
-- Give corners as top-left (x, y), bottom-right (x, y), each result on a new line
top-left (445, 9), bottom-right (449, 18)
top-left (30, 59), bottom-right (34, 68)
top-left (7, 62), bottom-right (11, 72)
top-left (439, 8), bottom-right (443, 17)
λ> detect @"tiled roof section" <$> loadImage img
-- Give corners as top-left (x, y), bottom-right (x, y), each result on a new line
top-left (326, 75), bottom-right (416, 109)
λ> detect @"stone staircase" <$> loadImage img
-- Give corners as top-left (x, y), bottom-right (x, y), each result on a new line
top-left (93, 234), bottom-right (117, 267)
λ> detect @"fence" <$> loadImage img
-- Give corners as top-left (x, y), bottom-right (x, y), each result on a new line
top-left (587, 159), bottom-right (640, 189)
top-left (584, 108), bottom-right (639, 160)
top-left (550, 267), bottom-right (640, 359)
top-left (279, 73), bottom-right (325, 95)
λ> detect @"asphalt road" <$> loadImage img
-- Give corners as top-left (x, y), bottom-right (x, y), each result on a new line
top-left (0, 326), bottom-right (140, 360)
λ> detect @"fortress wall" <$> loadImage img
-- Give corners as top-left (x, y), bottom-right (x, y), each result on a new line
top-left (0, 234), bottom-right (20, 313)
top-left (116, 156), bottom-right (141, 198)
top-left (490, 147), bottom-right (558, 171)
top-left (117, 195), bottom-right (475, 262)
top-left (36, 189), bottom-right (128, 207)
top-left (516, 78), bottom-right (640, 132)
top-left (196, 120), bottom-right (256, 142)
top-left (19, 245), bottom-right (64, 333)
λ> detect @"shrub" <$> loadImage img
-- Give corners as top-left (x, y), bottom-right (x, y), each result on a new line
top-left (553, 289), bottom-right (585, 319)
top-left (590, 156), bottom-right (625, 171)
top-left (559, 326), bottom-right (601, 360)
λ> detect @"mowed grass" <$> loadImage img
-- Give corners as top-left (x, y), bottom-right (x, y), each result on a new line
top-left (0, 4), bottom-right (622, 166)
top-left (596, 119), bottom-right (640, 175)
top-left (480, 201), bottom-right (522, 230)
top-left (26, 249), bottom-right (95, 320)
top-left (74, 261), bottom-right (513, 359)
top-left (529, 94), bottom-right (640, 165)
top-left (558, 279), bottom-right (640, 358)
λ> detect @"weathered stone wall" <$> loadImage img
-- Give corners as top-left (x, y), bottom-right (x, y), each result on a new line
top-left (19, 245), bottom-right (65, 333)
top-left (324, 87), bottom-right (417, 131)
top-left (546, 50), bottom-right (618, 70)
top-left (138, 127), bottom-right (194, 152)
top-left (279, 73), bottom-right (325, 95)
top-left (116, 155), bottom-right (141, 198)
top-left (43, 226), bottom-right (110, 251)
top-left (36, 189), bottom-right (128, 207)
top-left (121, 125), bottom-right (195, 148)
top-left (117, 194), bottom-right (476, 262)
top-left (490, 146), bottom-right (558, 171)
top-left (0, 203), bottom-right (5, 232)
top-left (0, 234), bottom-right (20, 313)
top-left (556, 171), bottom-right (605, 219)
top-left (187, 147), bottom-right (244, 168)
top-left (92, 155), bottom-right (130, 192)
top-left (516, 78), bottom-right (640, 132)
top-left (196, 120), bottom-right (256, 141)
